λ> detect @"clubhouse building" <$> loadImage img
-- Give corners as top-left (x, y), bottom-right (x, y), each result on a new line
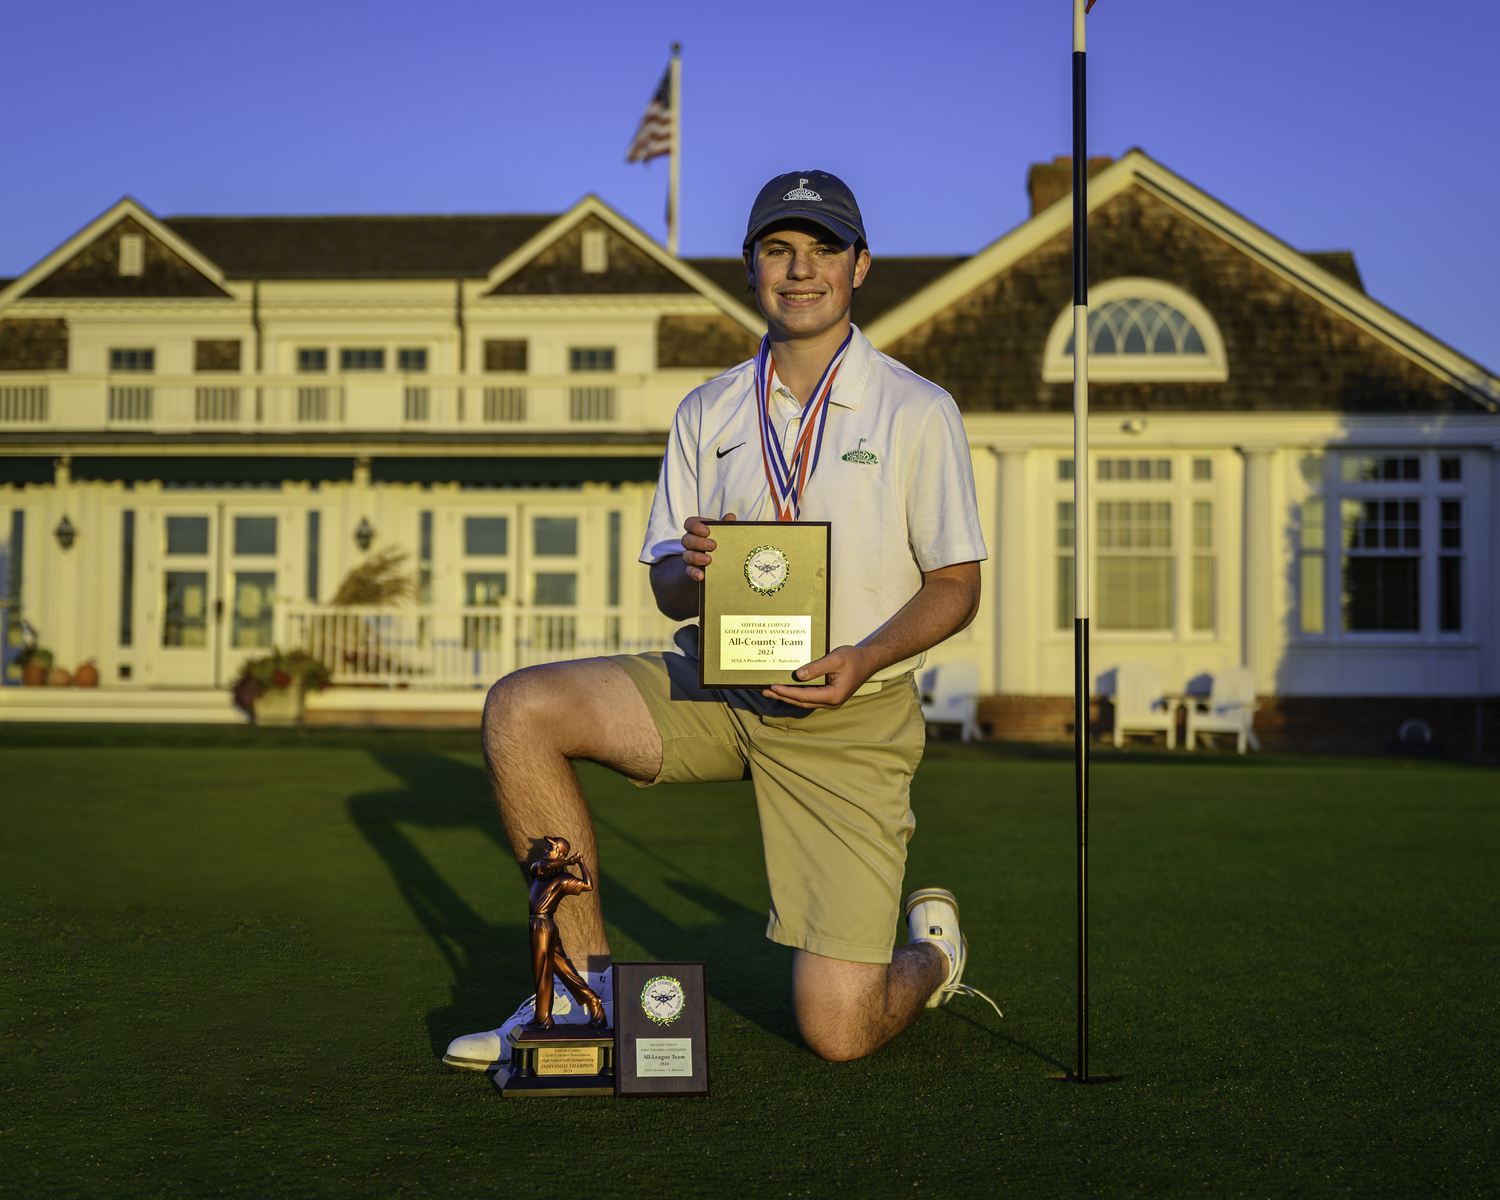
top-left (2, 150), bottom-right (1497, 756)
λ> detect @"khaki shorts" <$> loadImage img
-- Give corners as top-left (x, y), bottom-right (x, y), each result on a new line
top-left (611, 631), bottom-right (925, 965)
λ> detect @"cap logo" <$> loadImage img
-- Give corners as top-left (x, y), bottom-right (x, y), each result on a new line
top-left (782, 177), bottom-right (823, 202)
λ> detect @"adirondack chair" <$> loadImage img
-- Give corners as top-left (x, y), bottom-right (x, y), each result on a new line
top-left (919, 660), bottom-right (981, 743)
top-left (1111, 662), bottom-right (1178, 748)
top-left (1183, 667), bottom-right (1261, 753)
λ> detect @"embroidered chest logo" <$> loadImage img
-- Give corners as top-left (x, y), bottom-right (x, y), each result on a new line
top-left (782, 178), bottom-right (823, 202)
top-left (841, 438), bottom-right (879, 466)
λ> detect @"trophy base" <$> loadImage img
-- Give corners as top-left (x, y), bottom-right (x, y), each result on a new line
top-left (493, 1069), bottom-right (615, 1098)
top-left (493, 1026), bottom-right (615, 1099)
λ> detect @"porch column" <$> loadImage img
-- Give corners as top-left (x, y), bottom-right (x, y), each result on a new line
top-left (994, 447), bottom-right (1028, 695)
top-left (1240, 444), bottom-right (1276, 690)
top-left (50, 456), bottom-right (82, 677)
top-left (1486, 441), bottom-right (1500, 701)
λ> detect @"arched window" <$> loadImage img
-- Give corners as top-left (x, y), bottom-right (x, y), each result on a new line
top-left (1042, 278), bottom-right (1228, 383)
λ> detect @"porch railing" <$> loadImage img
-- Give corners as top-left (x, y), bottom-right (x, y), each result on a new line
top-left (0, 372), bottom-right (673, 433)
top-left (282, 604), bottom-right (687, 688)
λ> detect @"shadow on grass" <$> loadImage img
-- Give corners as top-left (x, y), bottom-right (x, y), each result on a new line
top-left (944, 1006), bottom-right (1071, 1074)
top-left (345, 751), bottom-right (795, 1059)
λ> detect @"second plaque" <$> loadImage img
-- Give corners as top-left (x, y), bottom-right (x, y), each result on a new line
top-left (697, 520), bottom-right (830, 689)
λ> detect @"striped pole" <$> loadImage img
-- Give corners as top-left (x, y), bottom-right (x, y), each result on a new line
top-left (1056, 0), bottom-right (1116, 1088)
top-left (1073, 0), bottom-right (1090, 1085)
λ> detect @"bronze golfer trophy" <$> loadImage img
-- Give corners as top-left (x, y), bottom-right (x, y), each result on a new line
top-left (494, 836), bottom-right (711, 1099)
top-left (494, 837), bottom-right (615, 1098)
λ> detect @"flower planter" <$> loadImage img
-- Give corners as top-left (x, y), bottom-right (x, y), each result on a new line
top-left (252, 683), bottom-right (304, 726)
top-left (22, 663), bottom-right (47, 687)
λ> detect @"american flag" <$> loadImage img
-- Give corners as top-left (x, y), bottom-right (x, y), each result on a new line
top-left (625, 64), bottom-right (672, 164)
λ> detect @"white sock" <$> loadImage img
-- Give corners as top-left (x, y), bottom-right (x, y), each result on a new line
top-left (586, 969), bottom-right (614, 1001)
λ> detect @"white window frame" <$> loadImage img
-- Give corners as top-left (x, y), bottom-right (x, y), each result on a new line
top-left (1050, 451), bottom-right (1224, 642)
top-left (461, 511), bottom-right (516, 607)
top-left (1042, 277), bottom-right (1228, 383)
top-left (1294, 449), bottom-right (1473, 644)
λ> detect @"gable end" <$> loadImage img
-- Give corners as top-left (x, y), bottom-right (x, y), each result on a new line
top-left (488, 215), bottom-right (694, 297)
top-left (885, 186), bottom-right (1477, 415)
top-left (22, 216), bottom-right (230, 299)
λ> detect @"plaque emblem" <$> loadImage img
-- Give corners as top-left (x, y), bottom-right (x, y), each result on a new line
top-left (641, 975), bottom-right (686, 1026)
top-left (744, 545), bottom-right (790, 595)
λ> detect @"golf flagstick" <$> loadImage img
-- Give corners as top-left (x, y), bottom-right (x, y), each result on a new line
top-left (1052, 0), bottom-right (1119, 1087)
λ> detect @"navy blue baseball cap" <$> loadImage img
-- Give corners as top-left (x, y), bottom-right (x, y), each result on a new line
top-left (743, 171), bottom-right (867, 252)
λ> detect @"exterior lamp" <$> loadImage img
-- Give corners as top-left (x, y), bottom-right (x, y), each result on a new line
top-left (54, 515), bottom-right (76, 550)
top-left (354, 518), bottom-right (375, 552)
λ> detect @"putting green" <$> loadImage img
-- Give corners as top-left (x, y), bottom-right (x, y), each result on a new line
top-left (0, 729), bottom-right (1494, 1197)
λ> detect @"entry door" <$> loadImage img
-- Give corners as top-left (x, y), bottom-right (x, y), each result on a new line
top-left (146, 508), bottom-right (220, 687)
top-left (220, 508), bottom-right (294, 686)
top-left (450, 504), bottom-right (520, 674)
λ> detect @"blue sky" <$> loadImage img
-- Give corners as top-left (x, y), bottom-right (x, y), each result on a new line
top-left (5, 0), bottom-right (1496, 369)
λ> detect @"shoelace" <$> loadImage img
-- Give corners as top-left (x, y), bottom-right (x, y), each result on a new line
top-left (946, 982), bottom-right (1003, 1019)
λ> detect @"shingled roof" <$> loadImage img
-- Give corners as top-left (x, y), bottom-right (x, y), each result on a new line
top-left (685, 255), bottom-right (967, 327)
top-left (162, 214), bottom-right (557, 279)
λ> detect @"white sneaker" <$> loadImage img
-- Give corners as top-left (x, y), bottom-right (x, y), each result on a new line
top-left (442, 974), bottom-right (614, 1072)
top-left (904, 888), bottom-right (1002, 1018)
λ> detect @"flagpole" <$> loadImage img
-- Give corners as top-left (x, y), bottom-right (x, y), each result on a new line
top-left (668, 42), bottom-right (682, 256)
top-left (1071, 0), bottom-right (1092, 1086)
top-left (1052, 0), bottom-right (1115, 1089)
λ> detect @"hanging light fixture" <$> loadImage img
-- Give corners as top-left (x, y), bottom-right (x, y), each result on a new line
top-left (54, 515), bottom-right (76, 550)
top-left (354, 517), bottom-right (374, 552)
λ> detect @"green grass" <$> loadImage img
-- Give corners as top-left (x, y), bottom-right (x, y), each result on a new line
top-left (0, 728), bottom-right (1495, 1198)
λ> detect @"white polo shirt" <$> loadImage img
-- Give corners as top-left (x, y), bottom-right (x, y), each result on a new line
top-left (641, 326), bottom-right (987, 681)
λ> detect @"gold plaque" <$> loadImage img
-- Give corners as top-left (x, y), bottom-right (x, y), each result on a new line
top-left (698, 521), bottom-right (830, 688)
top-left (535, 1045), bottom-right (602, 1075)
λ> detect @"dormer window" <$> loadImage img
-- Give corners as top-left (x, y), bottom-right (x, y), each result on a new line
top-left (118, 234), bottom-right (143, 277)
top-left (1043, 278), bottom-right (1228, 382)
top-left (581, 229), bottom-right (608, 274)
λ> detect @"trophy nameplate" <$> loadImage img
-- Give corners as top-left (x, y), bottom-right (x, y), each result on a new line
top-left (698, 521), bottom-right (830, 689)
top-left (611, 962), bottom-right (710, 1098)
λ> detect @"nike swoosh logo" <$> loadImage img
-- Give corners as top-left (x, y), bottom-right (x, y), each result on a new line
top-left (716, 442), bottom-right (745, 459)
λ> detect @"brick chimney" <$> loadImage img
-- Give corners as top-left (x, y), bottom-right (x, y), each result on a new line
top-left (1027, 156), bottom-right (1113, 216)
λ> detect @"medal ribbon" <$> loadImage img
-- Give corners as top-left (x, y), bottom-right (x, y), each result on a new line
top-left (754, 329), bottom-right (853, 522)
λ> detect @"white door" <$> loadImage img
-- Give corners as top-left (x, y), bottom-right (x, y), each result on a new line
top-left (450, 504), bottom-right (520, 679)
top-left (220, 508), bottom-right (293, 686)
top-left (145, 508), bottom-right (220, 688)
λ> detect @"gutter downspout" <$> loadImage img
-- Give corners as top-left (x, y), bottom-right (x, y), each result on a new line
top-left (252, 280), bottom-right (264, 422)
top-left (455, 278), bottom-right (466, 423)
